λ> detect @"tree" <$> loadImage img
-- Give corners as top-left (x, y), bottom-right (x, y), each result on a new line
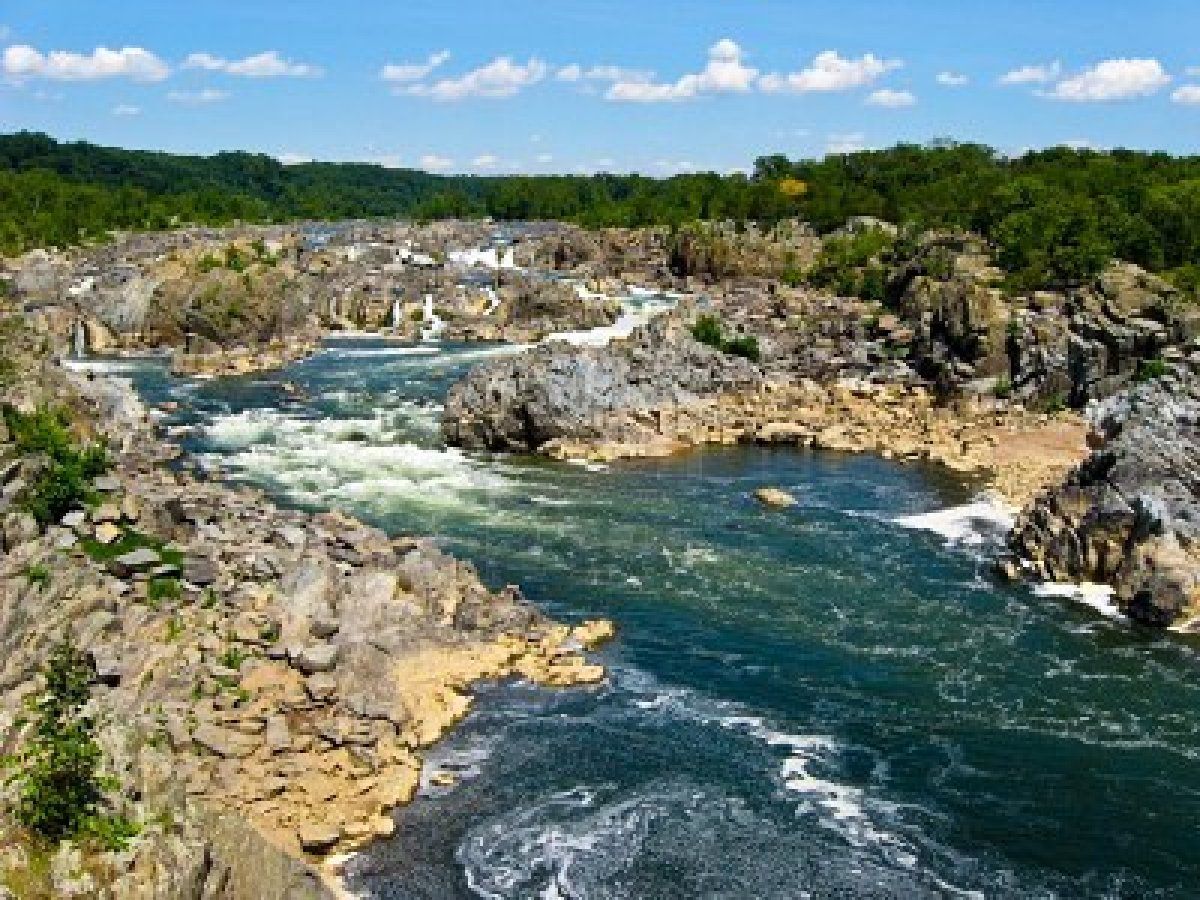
top-left (2, 638), bottom-right (134, 848)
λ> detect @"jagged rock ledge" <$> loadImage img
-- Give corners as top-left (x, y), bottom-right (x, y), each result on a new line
top-left (442, 318), bottom-right (1088, 509)
top-left (1006, 362), bottom-right (1200, 628)
top-left (0, 349), bottom-right (614, 896)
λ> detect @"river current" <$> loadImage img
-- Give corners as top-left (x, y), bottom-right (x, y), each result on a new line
top-left (97, 310), bottom-right (1200, 899)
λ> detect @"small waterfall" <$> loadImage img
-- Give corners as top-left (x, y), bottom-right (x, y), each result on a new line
top-left (391, 296), bottom-right (401, 329)
top-left (420, 293), bottom-right (445, 342)
top-left (483, 287), bottom-right (501, 316)
top-left (73, 320), bottom-right (87, 358)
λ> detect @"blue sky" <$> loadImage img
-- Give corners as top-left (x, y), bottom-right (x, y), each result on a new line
top-left (1, 0), bottom-right (1198, 174)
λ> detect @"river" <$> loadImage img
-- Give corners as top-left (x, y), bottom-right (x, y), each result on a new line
top-left (99, 313), bottom-right (1200, 899)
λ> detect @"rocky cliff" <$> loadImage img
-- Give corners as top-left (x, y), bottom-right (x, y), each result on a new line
top-left (441, 316), bottom-right (763, 452)
top-left (1007, 363), bottom-right (1200, 627)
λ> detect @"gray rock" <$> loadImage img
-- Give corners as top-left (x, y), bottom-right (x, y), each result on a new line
top-left (113, 547), bottom-right (161, 570)
top-left (292, 643), bottom-right (339, 674)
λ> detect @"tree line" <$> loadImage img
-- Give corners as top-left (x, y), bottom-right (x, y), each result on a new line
top-left (2, 132), bottom-right (1199, 291)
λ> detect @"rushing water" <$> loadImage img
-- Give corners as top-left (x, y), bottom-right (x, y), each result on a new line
top-left (107, 328), bottom-right (1200, 899)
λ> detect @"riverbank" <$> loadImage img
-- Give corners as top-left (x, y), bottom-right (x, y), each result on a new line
top-left (0, 323), bottom-right (614, 896)
top-left (539, 379), bottom-right (1089, 510)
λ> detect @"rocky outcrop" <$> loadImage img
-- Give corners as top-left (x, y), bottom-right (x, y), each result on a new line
top-left (0, 315), bottom-right (614, 896)
top-left (442, 316), bottom-right (763, 452)
top-left (1008, 362), bottom-right (1200, 627)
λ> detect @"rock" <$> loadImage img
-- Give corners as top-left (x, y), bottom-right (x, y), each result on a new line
top-left (1009, 364), bottom-right (1200, 627)
top-left (183, 556), bottom-right (219, 586)
top-left (94, 521), bottom-right (122, 544)
top-left (112, 546), bottom-right (161, 572)
top-left (293, 643), bottom-right (339, 674)
top-left (191, 723), bottom-right (260, 759)
top-left (91, 502), bottom-right (122, 523)
top-left (754, 487), bottom-right (797, 507)
top-left (1, 511), bottom-right (39, 550)
top-left (93, 475), bottom-right (121, 492)
top-left (297, 822), bottom-right (342, 854)
top-left (61, 509), bottom-right (86, 529)
top-left (265, 714), bottom-right (292, 752)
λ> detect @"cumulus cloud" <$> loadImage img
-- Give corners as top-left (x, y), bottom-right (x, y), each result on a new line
top-left (472, 153), bottom-right (500, 169)
top-left (535, 152), bottom-right (554, 164)
top-left (1041, 58), bottom-right (1170, 101)
top-left (420, 153), bottom-right (453, 171)
top-left (276, 152), bottom-right (314, 165)
top-left (1172, 84), bottom-right (1200, 104)
top-left (380, 50), bottom-right (450, 84)
top-left (400, 56), bottom-right (546, 100)
top-left (167, 88), bottom-right (229, 104)
top-left (759, 50), bottom-right (900, 94)
top-left (866, 87), bottom-right (916, 107)
top-left (999, 61), bottom-right (1062, 85)
top-left (111, 103), bottom-right (141, 116)
top-left (2, 44), bottom-right (169, 82)
top-left (936, 70), bottom-right (968, 87)
top-left (183, 50), bottom-right (321, 78)
top-left (606, 38), bottom-right (757, 102)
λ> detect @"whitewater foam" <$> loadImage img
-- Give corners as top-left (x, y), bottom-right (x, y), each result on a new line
top-left (893, 496), bottom-right (1016, 547)
top-left (1032, 581), bottom-right (1123, 619)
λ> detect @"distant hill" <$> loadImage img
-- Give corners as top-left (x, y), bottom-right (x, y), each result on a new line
top-left (2, 132), bottom-right (1199, 294)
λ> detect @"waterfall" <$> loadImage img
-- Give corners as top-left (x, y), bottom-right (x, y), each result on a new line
top-left (391, 296), bottom-right (401, 329)
top-left (73, 320), bottom-right (87, 358)
top-left (420, 293), bottom-right (445, 342)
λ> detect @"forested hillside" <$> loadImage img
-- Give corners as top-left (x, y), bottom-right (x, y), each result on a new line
top-left (2, 132), bottom-right (1199, 292)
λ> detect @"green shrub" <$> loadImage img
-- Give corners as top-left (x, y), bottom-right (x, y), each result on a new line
top-left (23, 563), bottom-right (51, 590)
top-left (1135, 358), bottom-right (1168, 382)
top-left (2, 406), bottom-right (109, 527)
top-left (691, 314), bottom-right (724, 349)
top-left (992, 377), bottom-right (1013, 399)
top-left (1, 637), bottom-right (138, 850)
top-left (146, 577), bottom-right (181, 609)
top-left (691, 315), bottom-right (761, 361)
top-left (723, 335), bottom-right (761, 362)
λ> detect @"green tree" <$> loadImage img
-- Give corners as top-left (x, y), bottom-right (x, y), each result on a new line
top-left (3, 638), bottom-right (135, 849)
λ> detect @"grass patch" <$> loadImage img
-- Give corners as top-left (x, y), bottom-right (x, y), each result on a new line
top-left (80, 528), bottom-right (183, 568)
top-left (22, 564), bottom-right (50, 590)
top-left (690, 315), bottom-right (761, 362)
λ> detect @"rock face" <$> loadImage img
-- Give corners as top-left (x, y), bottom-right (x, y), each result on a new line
top-left (1008, 363), bottom-right (1200, 627)
top-left (442, 317), bottom-right (763, 452)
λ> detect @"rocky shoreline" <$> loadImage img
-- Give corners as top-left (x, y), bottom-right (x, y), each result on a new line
top-left (0, 317), bottom-right (614, 896)
top-left (1007, 362), bottom-right (1200, 628)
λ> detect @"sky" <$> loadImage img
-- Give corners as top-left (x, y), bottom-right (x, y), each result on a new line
top-left (1, 0), bottom-right (1198, 175)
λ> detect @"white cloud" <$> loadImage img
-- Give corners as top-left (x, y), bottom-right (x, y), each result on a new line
top-left (1172, 84), bottom-right (1200, 104)
top-left (400, 56), bottom-right (547, 100)
top-left (277, 152), bottom-right (314, 165)
top-left (866, 87), bottom-right (915, 107)
top-left (535, 152), bottom-right (554, 164)
top-left (555, 63), bottom-right (582, 82)
top-left (606, 38), bottom-right (757, 102)
top-left (1042, 58), bottom-right (1170, 101)
top-left (654, 159), bottom-right (697, 174)
top-left (759, 50), bottom-right (900, 94)
top-left (420, 153), bottom-right (453, 171)
top-left (3, 44), bottom-right (169, 82)
top-left (183, 50), bottom-right (321, 78)
top-left (167, 88), bottom-right (229, 104)
top-left (472, 153), bottom-right (500, 169)
top-left (826, 132), bottom-right (867, 154)
top-left (999, 61), bottom-right (1061, 85)
top-left (936, 70), bottom-right (968, 87)
top-left (380, 50), bottom-right (450, 84)
top-left (111, 103), bottom-right (140, 116)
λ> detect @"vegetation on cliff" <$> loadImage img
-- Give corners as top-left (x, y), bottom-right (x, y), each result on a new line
top-left (2, 638), bottom-right (136, 850)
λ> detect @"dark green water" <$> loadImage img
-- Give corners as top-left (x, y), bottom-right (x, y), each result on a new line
top-left (102, 337), bottom-right (1200, 899)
